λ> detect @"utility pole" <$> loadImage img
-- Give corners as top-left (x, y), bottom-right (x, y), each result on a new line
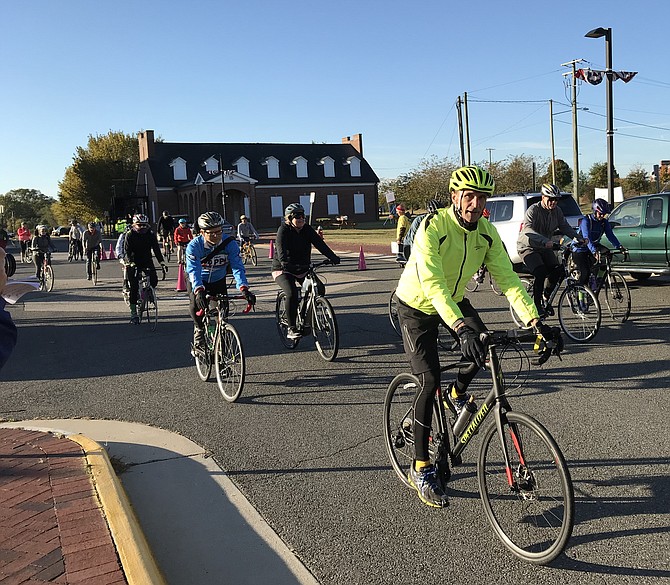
top-left (463, 92), bottom-right (471, 165)
top-left (561, 58), bottom-right (584, 205)
top-left (486, 148), bottom-right (495, 167)
top-left (549, 99), bottom-right (556, 184)
top-left (456, 96), bottom-right (465, 166)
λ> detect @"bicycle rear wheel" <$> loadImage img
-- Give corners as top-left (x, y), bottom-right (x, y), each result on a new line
top-left (44, 265), bottom-right (54, 292)
top-left (194, 346), bottom-right (211, 381)
top-left (490, 274), bottom-right (503, 296)
top-left (275, 292), bottom-right (299, 349)
top-left (465, 275), bottom-right (480, 293)
top-left (603, 271), bottom-right (631, 322)
top-left (383, 373), bottom-right (445, 489)
top-left (312, 296), bottom-right (339, 361)
top-left (215, 323), bottom-right (245, 402)
top-left (478, 411), bottom-right (574, 564)
top-left (558, 284), bottom-right (601, 342)
top-left (388, 290), bottom-right (401, 337)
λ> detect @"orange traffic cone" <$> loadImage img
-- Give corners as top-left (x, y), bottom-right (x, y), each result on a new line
top-left (358, 245), bottom-right (367, 271)
top-left (176, 263), bottom-right (187, 292)
top-left (269, 239), bottom-right (275, 259)
top-left (100, 246), bottom-right (107, 261)
top-left (108, 243), bottom-right (116, 260)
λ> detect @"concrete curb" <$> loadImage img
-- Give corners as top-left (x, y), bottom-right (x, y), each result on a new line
top-left (69, 434), bottom-right (167, 585)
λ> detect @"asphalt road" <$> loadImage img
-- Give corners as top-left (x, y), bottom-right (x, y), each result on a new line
top-left (2, 238), bottom-right (669, 584)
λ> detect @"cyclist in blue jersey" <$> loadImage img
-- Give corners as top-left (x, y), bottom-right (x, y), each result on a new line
top-left (185, 211), bottom-right (256, 350)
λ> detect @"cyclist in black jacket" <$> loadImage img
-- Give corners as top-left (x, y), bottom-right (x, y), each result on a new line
top-left (272, 203), bottom-right (340, 339)
top-left (124, 214), bottom-right (166, 324)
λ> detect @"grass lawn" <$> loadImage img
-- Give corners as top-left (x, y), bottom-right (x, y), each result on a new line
top-left (315, 221), bottom-right (398, 245)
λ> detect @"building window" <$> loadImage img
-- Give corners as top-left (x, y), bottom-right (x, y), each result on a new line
top-left (262, 156), bottom-right (280, 179)
top-left (203, 156), bottom-right (219, 174)
top-left (318, 156), bottom-right (335, 178)
top-left (354, 193), bottom-right (365, 214)
top-left (169, 157), bottom-right (187, 181)
top-left (234, 157), bottom-right (250, 177)
top-left (291, 156), bottom-right (308, 178)
top-left (327, 194), bottom-right (339, 215)
top-left (299, 194), bottom-right (311, 216)
top-left (271, 196), bottom-right (284, 218)
top-left (347, 156), bottom-right (361, 177)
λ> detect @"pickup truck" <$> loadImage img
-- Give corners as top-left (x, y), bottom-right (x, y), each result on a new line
top-left (608, 192), bottom-right (670, 279)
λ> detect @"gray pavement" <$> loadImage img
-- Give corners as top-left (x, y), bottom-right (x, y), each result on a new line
top-left (0, 419), bottom-right (319, 585)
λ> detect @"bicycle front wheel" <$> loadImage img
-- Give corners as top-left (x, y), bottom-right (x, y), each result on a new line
top-left (478, 411), bottom-right (574, 564)
top-left (215, 323), bottom-right (245, 402)
top-left (44, 266), bottom-right (54, 292)
top-left (603, 271), bottom-right (631, 323)
top-left (465, 275), bottom-right (480, 293)
top-left (275, 292), bottom-right (299, 349)
top-left (249, 244), bottom-right (258, 266)
top-left (312, 297), bottom-right (339, 361)
top-left (558, 284), bottom-right (601, 342)
top-left (490, 275), bottom-right (503, 296)
top-left (388, 290), bottom-right (401, 337)
top-left (144, 288), bottom-right (158, 331)
top-left (91, 263), bottom-right (98, 286)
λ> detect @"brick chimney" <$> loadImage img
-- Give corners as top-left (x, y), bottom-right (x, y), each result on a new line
top-left (138, 130), bottom-right (155, 161)
top-left (342, 133), bottom-right (363, 156)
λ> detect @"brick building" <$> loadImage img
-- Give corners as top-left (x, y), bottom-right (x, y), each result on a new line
top-left (135, 130), bottom-right (380, 229)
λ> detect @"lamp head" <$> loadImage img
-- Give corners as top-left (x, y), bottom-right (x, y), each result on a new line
top-left (585, 27), bottom-right (609, 38)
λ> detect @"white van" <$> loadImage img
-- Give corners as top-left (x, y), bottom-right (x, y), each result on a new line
top-left (485, 192), bottom-right (583, 269)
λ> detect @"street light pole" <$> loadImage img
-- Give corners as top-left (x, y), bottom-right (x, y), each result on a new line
top-left (585, 27), bottom-right (615, 206)
top-left (549, 99), bottom-right (556, 184)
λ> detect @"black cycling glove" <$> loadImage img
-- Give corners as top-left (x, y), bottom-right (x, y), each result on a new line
top-left (458, 326), bottom-right (486, 368)
top-left (194, 287), bottom-right (208, 312)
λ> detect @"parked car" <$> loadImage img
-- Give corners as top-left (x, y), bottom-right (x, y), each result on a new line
top-left (608, 192), bottom-right (670, 279)
top-left (485, 192), bottom-right (584, 270)
top-left (51, 226), bottom-right (69, 237)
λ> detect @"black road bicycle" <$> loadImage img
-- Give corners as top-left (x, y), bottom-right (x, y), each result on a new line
top-left (383, 328), bottom-right (573, 564)
top-left (510, 244), bottom-right (601, 342)
top-left (192, 293), bottom-right (252, 402)
top-left (275, 260), bottom-right (339, 361)
top-left (136, 269), bottom-right (159, 331)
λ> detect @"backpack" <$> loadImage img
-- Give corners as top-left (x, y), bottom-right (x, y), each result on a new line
top-left (402, 213), bottom-right (428, 261)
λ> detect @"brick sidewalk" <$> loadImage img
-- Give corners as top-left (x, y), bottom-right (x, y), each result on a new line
top-left (0, 429), bottom-right (128, 584)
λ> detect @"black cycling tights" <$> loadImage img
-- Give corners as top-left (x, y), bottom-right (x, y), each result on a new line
top-left (531, 264), bottom-right (563, 310)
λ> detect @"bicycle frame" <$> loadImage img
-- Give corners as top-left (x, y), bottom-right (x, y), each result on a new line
top-left (592, 249), bottom-right (626, 296)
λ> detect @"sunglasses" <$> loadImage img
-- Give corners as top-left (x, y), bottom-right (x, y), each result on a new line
top-left (292, 213), bottom-right (305, 219)
top-left (203, 228), bottom-right (223, 235)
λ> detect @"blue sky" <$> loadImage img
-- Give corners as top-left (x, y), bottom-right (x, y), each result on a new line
top-left (2, 0), bottom-right (669, 198)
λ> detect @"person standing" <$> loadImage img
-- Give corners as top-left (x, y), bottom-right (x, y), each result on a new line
top-left (395, 204), bottom-right (411, 263)
top-left (17, 222), bottom-right (32, 262)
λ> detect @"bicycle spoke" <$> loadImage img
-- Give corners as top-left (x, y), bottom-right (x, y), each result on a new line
top-left (558, 284), bottom-right (601, 342)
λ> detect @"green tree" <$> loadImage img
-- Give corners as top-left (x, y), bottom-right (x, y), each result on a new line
top-left (58, 130), bottom-right (139, 221)
top-left (621, 166), bottom-right (650, 196)
top-left (542, 159), bottom-right (572, 189)
top-left (0, 188), bottom-right (56, 230)
top-left (587, 162), bottom-right (619, 189)
top-left (494, 154), bottom-right (539, 193)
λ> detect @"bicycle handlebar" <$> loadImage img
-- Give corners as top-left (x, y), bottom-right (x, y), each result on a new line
top-left (195, 293), bottom-right (254, 317)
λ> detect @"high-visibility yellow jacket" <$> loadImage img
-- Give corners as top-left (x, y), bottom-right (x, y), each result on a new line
top-left (395, 206), bottom-right (539, 328)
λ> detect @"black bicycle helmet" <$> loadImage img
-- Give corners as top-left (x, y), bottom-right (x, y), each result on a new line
top-left (426, 199), bottom-right (444, 214)
top-left (197, 211), bottom-right (224, 230)
top-left (284, 203), bottom-right (305, 218)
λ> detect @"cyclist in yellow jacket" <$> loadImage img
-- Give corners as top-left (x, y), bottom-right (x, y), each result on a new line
top-left (395, 165), bottom-right (553, 508)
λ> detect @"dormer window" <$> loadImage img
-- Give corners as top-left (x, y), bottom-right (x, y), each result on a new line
top-left (318, 156), bottom-right (335, 178)
top-left (291, 156), bottom-right (308, 178)
top-left (345, 156), bottom-right (361, 177)
top-left (234, 157), bottom-right (250, 177)
top-left (203, 156), bottom-right (219, 175)
top-left (261, 156), bottom-right (280, 179)
top-left (169, 157), bottom-right (187, 181)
